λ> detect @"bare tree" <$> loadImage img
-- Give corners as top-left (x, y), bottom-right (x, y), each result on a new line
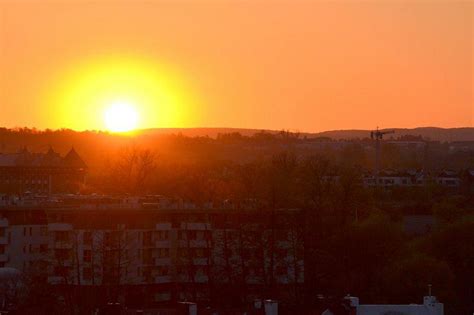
top-left (109, 146), bottom-right (157, 193)
top-left (97, 224), bottom-right (139, 303)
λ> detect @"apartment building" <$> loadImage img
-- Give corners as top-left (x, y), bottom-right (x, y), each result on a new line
top-left (0, 198), bottom-right (304, 305)
top-left (362, 169), bottom-right (467, 189)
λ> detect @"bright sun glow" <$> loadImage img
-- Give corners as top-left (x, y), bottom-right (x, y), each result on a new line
top-left (49, 55), bottom-right (200, 131)
top-left (104, 102), bottom-right (139, 132)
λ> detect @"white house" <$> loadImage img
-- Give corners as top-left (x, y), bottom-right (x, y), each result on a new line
top-left (344, 295), bottom-right (443, 315)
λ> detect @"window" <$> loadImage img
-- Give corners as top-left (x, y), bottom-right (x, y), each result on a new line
top-left (276, 266), bottom-right (288, 276)
top-left (156, 230), bottom-right (168, 240)
top-left (55, 249), bottom-right (70, 261)
top-left (54, 266), bottom-right (69, 277)
top-left (40, 244), bottom-right (48, 253)
top-left (196, 231), bottom-right (204, 240)
top-left (276, 230), bottom-right (288, 241)
top-left (104, 251), bottom-right (115, 264)
top-left (0, 227), bottom-right (5, 237)
top-left (83, 267), bottom-right (92, 280)
top-left (40, 227), bottom-right (48, 237)
top-left (195, 266), bottom-right (207, 276)
top-left (56, 231), bottom-right (69, 242)
top-left (104, 232), bottom-right (112, 246)
top-left (178, 248), bottom-right (188, 258)
top-left (177, 265), bottom-right (187, 275)
top-left (195, 248), bottom-right (205, 258)
top-left (142, 249), bottom-right (153, 265)
top-left (155, 292), bottom-right (171, 302)
top-left (83, 231), bottom-right (92, 245)
top-left (157, 266), bottom-right (169, 276)
top-left (275, 248), bottom-right (288, 259)
top-left (29, 227), bottom-right (33, 236)
top-left (143, 266), bottom-right (152, 279)
top-left (0, 245), bottom-right (5, 254)
top-left (157, 248), bottom-right (169, 258)
top-left (242, 248), bottom-right (251, 260)
top-left (143, 231), bottom-right (153, 246)
top-left (187, 230), bottom-right (197, 240)
top-left (83, 250), bottom-right (92, 263)
top-left (227, 230), bottom-right (238, 241)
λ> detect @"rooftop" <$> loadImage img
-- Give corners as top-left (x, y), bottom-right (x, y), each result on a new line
top-left (0, 147), bottom-right (87, 169)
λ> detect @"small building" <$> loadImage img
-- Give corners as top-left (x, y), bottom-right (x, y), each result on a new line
top-left (345, 295), bottom-right (443, 315)
top-left (363, 169), bottom-right (426, 188)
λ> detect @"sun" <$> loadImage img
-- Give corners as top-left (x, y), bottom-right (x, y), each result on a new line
top-left (49, 55), bottom-right (201, 131)
top-left (104, 101), bottom-right (139, 132)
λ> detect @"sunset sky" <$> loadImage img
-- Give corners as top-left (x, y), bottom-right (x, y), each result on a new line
top-left (0, 0), bottom-right (472, 132)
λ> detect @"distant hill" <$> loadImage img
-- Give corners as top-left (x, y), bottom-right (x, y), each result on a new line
top-left (138, 127), bottom-right (474, 142)
top-left (136, 127), bottom-right (278, 138)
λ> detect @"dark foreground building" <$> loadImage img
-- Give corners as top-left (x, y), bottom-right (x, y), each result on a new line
top-left (0, 197), bottom-right (304, 314)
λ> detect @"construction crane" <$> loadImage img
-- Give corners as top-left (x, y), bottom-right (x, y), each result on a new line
top-left (370, 127), bottom-right (395, 181)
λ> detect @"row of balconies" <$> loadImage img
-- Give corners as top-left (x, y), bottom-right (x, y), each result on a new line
top-left (44, 261), bottom-right (302, 286)
top-left (179, 222), bottom-right (211, 231)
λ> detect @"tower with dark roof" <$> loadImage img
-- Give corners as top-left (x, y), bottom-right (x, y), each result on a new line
top-left (64, 147), bottom-right (87, 170)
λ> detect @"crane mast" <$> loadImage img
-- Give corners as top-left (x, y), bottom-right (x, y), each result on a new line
top-left (370, 127), bottom-right (395, 185)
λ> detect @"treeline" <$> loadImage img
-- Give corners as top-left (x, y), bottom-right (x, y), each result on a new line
top-left (3, 127), bottom-right (474, 172)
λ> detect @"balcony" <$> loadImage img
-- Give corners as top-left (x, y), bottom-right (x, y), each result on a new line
top-left (48, 223), bottom-right (73, 231)
top-left (180, 222), bottom-right (211, 231)
top-left (155, 240), bottom-right (171, 248)
top-left (154, 258), bottom-right (172, 266)
top-left (194, 274), bottom-right (209, 283)
top-left (142, 258), bottom-right (155, 266)
top-left (52, 241), bottom-right (73, 249)
top-left (155, 223), bottom-right (172, 230)
top-left (155, 275), bottom-right (172, 284)
top-left (193, 258), bottom-right (208, 266)
top-left (47, 276), bottom-right (65, 285)
top-left (191, 240), bottom-right (209, 248)
top-left (0, 254), bottom-right (8, 262)
top-left (177, 240), bottom-right (208, 248)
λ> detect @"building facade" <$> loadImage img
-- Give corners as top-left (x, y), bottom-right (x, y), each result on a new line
top-left (0, 147), bottom-right (87, 194)
top-left (0, 198), bottom-right (304, 306)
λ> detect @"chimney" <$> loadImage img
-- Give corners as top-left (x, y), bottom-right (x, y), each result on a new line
top-left (423, 296), bottom-right (444, 315)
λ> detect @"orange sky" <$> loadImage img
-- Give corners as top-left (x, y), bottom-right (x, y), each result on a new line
top-left (0, 0), bottom-right (472, 132)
